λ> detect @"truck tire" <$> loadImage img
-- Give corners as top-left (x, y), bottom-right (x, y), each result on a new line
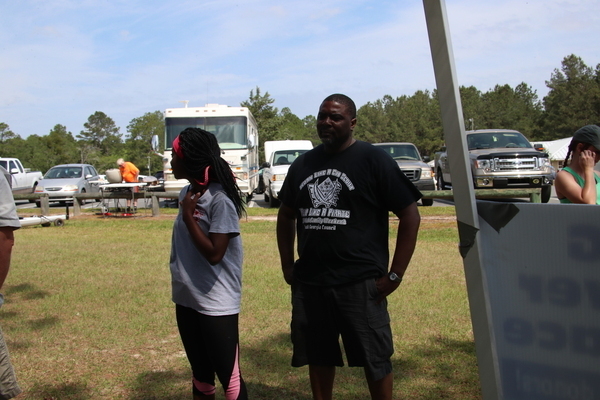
top-left (541, 186), bottom-right (551, 203)
top-left (269, 196), bottom-right (281, 208)
top-left (436, 169), bottom-right (447, 190)
top-left (29, 184), bottom-right (38, 203)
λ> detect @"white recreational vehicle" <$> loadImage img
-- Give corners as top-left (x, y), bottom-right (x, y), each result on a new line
top-left (159, 103), bottom-right (259, 200)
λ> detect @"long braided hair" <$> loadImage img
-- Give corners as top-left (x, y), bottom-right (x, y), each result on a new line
top-left (177, 127), bottom-right (245, 218)
top-left (562, 140), bottom-right (591, 168)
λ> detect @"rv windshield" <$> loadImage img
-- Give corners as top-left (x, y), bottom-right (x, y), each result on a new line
top-left (165, 116), bottom-right (248, 150)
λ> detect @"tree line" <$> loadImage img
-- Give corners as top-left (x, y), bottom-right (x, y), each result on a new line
top-left (245, 54), bottom-right (600, 159)
top-left (0, 111), bottom-right (165, 176)
top-left (1, 54), bottom-right (598, 174)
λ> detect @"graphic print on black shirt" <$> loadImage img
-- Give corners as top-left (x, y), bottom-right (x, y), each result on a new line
top-left (300, 168), bottom-right (354, 231)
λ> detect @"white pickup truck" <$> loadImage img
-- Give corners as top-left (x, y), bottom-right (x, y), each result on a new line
top-left (262, 140), bottom-right (313, 207)
top-left (0, 157), bottom-right (43, 196)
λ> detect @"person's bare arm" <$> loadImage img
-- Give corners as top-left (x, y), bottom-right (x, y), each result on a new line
top-left (555, 150), bottom-right (598, 204)
top-left (375, 202), bottom-right (421, 301)
top-left (277, 203), bottom-right (297, 285)
top-left (0, 227), bottom-right (16, 290)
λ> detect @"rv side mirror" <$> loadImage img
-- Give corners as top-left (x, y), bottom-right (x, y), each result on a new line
top-left (151, 135), bottom-right (159, 152)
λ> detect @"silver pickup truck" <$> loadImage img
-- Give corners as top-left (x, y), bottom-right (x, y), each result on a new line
top-left (434, 129), bottom-right (554, 203)
top-left (373, 142), bottom-right (436, 206)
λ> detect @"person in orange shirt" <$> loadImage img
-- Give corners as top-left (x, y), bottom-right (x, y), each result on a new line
top-left (117, 158), bottom-right (140, 211)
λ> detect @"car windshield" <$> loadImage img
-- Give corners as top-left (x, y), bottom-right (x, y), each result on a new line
top-left (378, 144), bottom-right (421, 161)
top-left (467, 132), bottom-right (532, 150)
top-left (44, 167), bottom-right (82, 179)
top-left (272, 150), bottom-right (309, 166)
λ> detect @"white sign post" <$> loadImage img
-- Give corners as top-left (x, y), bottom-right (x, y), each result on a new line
top-left (422, 1), bottom-right (501, 399)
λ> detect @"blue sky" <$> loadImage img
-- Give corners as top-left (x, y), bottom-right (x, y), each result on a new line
top-left (1, 0), bottom-right (598, 139)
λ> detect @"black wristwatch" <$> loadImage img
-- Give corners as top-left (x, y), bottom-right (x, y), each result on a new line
top-left (388, 272), bottom-right (402, 283)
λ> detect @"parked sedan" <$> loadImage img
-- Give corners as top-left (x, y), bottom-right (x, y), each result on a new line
top-left (35, 164), bottom-right (101, 206)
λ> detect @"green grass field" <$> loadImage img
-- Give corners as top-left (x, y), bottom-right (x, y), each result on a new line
top-left (4, 206), bottom-right (481, 399)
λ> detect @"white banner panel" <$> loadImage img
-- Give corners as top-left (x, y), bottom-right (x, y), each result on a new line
top-left (477, 201), bottom-right (600, 400)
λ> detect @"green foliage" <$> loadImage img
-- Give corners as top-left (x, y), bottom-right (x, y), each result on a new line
top-left (125, 111), bottom-right (165, 175)
top-left (241, 87), bottom-right (282, 162)
top-left (277, 107), bottom-right (316, 143)
top-left (38, 125), bottom-right (79, 172)
top-left (355, 82), bottom-right (545, 158)
top-left (0, 122), bottom-right (18, 143)
top-left (77, 111), bottom-right (124, 171)
top-left (541, 54), bottom-right (600, 139)
top-left (478, 83), bottom-right (542, 137)
top-left (241, 88), bottom-right (317, 162)
top-left (354, 92), bottom-right (444, 158)
top-left (241, 87), bottom-right (280, 141)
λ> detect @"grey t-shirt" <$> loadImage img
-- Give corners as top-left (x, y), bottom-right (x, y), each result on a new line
top-left (170, 183), bottom-right (243, 316)
top-left (0, 167), bottom-right (20, 230)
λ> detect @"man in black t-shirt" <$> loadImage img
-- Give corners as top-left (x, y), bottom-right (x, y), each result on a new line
top-left (277, 94), bottom-right (422, 400)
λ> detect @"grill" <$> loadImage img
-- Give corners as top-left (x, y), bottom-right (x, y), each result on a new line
top-left (492, 157), bottom-right (538, 171)
top-left (401, 168), bottom-right (421, 181)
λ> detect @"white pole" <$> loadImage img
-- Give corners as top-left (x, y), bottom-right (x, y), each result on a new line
top-left (423, 1), bottom-right (501, 399)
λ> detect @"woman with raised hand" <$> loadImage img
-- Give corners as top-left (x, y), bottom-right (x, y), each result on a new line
top-left (169, 127), bottom-right (248, 400)
top-left (556, 125), bottom-right (600, 205)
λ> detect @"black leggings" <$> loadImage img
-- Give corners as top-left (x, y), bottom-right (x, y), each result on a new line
top-left (176, 304), bottom-right (248, 400)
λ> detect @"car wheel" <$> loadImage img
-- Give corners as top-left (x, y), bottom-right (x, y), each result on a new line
top-left (35, 201), bottom-right (41, 208)
top-left (541, 185), bottom-right (551, 203)
top-left (421, 198), bottom-right (434, 206)
top-left (264, 191), bottom-right (269, 202)
top-left (80, 189), bottom-right (86, 204)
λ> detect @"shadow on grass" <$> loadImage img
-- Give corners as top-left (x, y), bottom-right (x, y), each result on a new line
top-left (395, 335), bottom-right (482, 400)
top-left (243, 332), bottom-right (313, 399)
top-left (26, 315), bottom-right (60, 330)
top-left (127, 332), bottom-right (313, 400)
top-left (240, 332), bottom-right (480, 400)
top-left (129, 370), bottom-right (190, 400)
top-left (23, 332), bottom-right (479, 399)
top-left (26, 382), bottom-right (91, 400)
top-left (6, 282), bottom-right (50, 300)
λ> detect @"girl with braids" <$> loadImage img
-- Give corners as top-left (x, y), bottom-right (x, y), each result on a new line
top-left (555, 124), bottom-right (600, 205)
top-left (169, 127), bottom-right (248, 400)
